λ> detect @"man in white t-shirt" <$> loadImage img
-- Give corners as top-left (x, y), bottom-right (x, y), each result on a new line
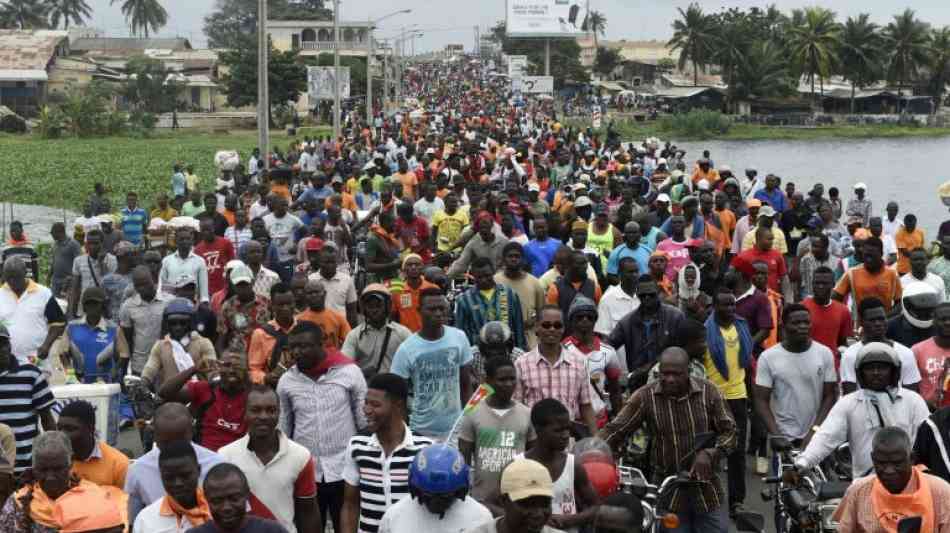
top-left (754, 303), bottom-right (838, 447)
top-left (378, 444), bottom-right (491, 533)
top-left (839, 297), bottom-right (922, 395)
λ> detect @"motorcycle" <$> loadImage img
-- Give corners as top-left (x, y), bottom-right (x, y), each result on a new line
top-left (762, 442), bottom-right (851, 533)
top-left (616, 432), bottom-right (765, 532)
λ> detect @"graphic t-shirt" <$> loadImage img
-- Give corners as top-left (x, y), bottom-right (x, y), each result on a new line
top-left (391, 327), bottom-right (473, 437)
top-left (459, 402), bottom-right (536, 502)
top-left (912, 337), bottom-right (950, 404)
top-left (656, 238), bottom-right (691, 280)
top-left (194, 237), bottom-right (235, 296)
top-left (186, 381), bottom-right (248, 451)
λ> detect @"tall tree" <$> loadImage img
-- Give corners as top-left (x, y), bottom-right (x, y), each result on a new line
top-left (48, 0), bottom-right (93, 29)
top-left (883, 8), bottom-right (931, 104)
top-left (786, 6), bottom-right (841, 103)
top-left (586, 10), bottom-right (607, 49)
top-left (219, 41), bottom-right (307, 126)
top-left (111, 0), bottom-right (168, 37)
top-left (929, 27), bottom-right (950, 111)
top-left (733, 40), bottom-right (794, 100)
top-left (203, 0), bottom-right (331, 50)
top-left (838, 14), bottom-right (883, 113)
top-left (0, 0), bottom-right (50, 29)
top-left (668, 3), bottom-right (715, 86)
top-left (121, 56), bottom-right (181, 113)
top-left (593, 46), bottom-right (620, 77)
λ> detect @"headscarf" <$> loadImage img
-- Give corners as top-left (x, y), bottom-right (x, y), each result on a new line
top-left (677, 263), bottom-right (702, 303)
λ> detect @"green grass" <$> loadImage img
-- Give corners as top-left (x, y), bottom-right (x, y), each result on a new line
top-left (0, 128), bottom-right (331, 210)
top-left (567, 117), bottom-right (950, 141)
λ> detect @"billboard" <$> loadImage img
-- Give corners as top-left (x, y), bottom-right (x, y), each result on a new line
top-left (506, 0), bottom-right (590, 38)
top-left (521, 76), bottom-right (554, 94)
top-left (307, 66), bottom-right (350, 101)
top-left (507, 55), bottom-right (528, 77)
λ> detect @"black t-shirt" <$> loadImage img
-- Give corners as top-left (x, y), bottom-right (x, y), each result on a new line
top-left (886, 315), bottom-right (932, 350)
top-left (187, 517), bottom-right (288, 533)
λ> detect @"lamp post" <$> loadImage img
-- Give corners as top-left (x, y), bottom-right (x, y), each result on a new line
top-left (332, 0), bottom-right (341, 140)
top-left (256, 0), bottom-right (269, 171)
top-left (367, 9), bottom-right (411, 123)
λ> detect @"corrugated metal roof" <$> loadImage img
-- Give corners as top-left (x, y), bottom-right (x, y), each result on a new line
top-left (71, 37), bottom-right (191, 52)
top-left (0, 30), bottom-right (67, 71)
top-left (657, 86), bottom-right (722, 99)
top-left (0, 69), bottom-right (48, 81)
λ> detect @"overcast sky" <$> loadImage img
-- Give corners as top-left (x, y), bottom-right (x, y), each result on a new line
top-left (88, 1), bottom-right (950, 50)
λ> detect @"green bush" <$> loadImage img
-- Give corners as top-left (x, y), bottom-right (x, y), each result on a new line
top-left (659, 109), bottom-right (732, 137)
top-left (35, 106), bottom-right (64, 139)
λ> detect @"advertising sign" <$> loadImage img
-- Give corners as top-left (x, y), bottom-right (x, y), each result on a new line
top-left (307, 66), bottom-right (350, 101)
top-left (521, 76), bottom-right (554, 94)
top-left (506, 0), bottom-right (590, 38)
top-left (507, 55), bottom-right (528, 77)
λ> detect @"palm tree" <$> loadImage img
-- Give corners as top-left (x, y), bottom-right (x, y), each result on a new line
top-left (48, 0), bottom-right (93, 29)
top-left (585, 10), bottom-right (607, 49)
top-left (838, 14), bottom-right (883, 113)
top-left (668, 3), bottom-right (716, 86)
top-left (0, 0), bottom-right (50, 29)
top-left (734, 40), bottom-right (792, 100)
top-left (111, 0), bottom-right (168, 37)
top-left (930, 27), bottom-right (950, 112)
top-left (883, 8), bottom-right (931, 111)
top-left (786, 6), bottom-right (841, 104)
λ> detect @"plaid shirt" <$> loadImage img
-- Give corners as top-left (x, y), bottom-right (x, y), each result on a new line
top-left (219, 294), bottom-right (272, 354)
top-left (513, 348), bottom-right (591, 420)
top-left (598, 377), bottom-right (737, 513)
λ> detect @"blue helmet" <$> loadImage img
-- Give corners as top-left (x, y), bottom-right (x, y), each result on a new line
top-left (409, 444), bottom-right (470, 494)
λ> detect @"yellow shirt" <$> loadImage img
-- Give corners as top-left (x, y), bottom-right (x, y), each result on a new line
top-left (740, 225), bottom-right (788, 254)
top-left (185, 172), bottom-right (199, 192)
top-left (704, 325), bottom-right (747, 399)
top-left (432, 209), bottom-right (470, 251)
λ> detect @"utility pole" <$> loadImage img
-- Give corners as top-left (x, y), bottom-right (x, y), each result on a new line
top-left (383, 44), bottom-right (389, 113)
top-left (366, 17), bottom-right (373, 122)
top-left (474, 25), bottom-right (479, 55)
top-left (256, 0), bottom-right (269, 171)
top-left (545, 39), bottom-right (550, 76)
top-left (332, 0), bottom-right (341, 140)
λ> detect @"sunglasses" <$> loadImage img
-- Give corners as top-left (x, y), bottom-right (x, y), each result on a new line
top-left (574, 314), bottom-right (596, 322)
top-left (540, 321), bottom-right (564, 330)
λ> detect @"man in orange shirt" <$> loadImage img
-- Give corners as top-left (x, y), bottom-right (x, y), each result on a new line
top-left (247, 282), bottom-right (297, 385)
top-left (57, 399), bottom-right (129, 490)
top-left (387, 254), bottom-right (437, 332)
top-left (895, 213), bottom-right (925, 275)
top-left (690, 158), bottom-right (720, 188)
top-left (834, 236), bottom-right (903, 312)
top-left (394, 160), bottom-right (417, 201)
top-left (296, 279), bottom-right (351, 349)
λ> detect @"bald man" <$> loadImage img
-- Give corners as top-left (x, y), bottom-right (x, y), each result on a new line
top-left (123, 403), bottom-right (224, 524)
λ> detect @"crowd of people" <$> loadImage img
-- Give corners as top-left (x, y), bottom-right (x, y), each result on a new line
top-left (3, 55), bottom-right (950, 533)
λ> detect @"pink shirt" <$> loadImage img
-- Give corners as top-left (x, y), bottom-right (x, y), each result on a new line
top-left (913, 337), bottom-right (950, 404)
top-left (656, 238), bottom-right (691, 281)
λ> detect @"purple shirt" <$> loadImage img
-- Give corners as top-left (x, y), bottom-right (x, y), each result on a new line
top-left (735, 288), bottom-right (773, 351)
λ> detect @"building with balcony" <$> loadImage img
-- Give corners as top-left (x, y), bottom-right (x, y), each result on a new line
top-left (269, 20), bottom-right (374, 57)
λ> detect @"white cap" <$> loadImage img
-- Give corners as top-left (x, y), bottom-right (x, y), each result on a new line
top-left (854, 182), bottom-right (867, 190)
top-left (697, 179), bottom-right (710, 191)
top-left (657, 193), bottom-right (671, 203)
top-left (574, 196), bottom-right (592, 208)
top-left (657, 158), bottom-right (668, 166)
top-left (528, 183), bottom-right (540, 192)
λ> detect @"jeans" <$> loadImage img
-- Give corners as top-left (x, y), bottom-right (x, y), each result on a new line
top-left (660, 495), bottom-right (728, 533)
top-left (318, 480), bottom-right (344, 532)
top-left (726, 399), bottom-right (748, 508)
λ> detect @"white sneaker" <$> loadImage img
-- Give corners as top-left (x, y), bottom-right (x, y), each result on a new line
top-left (756, 456), bottom-right (769, 475)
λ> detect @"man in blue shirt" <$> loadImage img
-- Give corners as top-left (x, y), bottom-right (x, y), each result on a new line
top-left (753, 174), bottom-right (789, 213)
top-left (120, 192), bottom-right (148, 246)
top-left (607, 221), bottom-right (651, 280)
top-left (523, 217), bottom-right (562, 278)
top-left (60, 287), bottom-right (122, 383)
top-left (391, 287), bottom-right (474, 440)
top-left (171, 164), bottom-right (186, 199)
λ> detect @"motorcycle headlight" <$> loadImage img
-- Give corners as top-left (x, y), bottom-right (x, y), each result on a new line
top-left (820, 504), bottom-right (839, 529)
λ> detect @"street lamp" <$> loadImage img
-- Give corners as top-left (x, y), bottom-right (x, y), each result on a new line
top-left (367, 9), bottom-right (411, 121)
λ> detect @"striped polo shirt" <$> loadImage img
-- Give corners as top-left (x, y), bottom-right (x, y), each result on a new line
top-left (342, 426), bottom-right (432, 533)
top-left (0, 355), bottom-right (55, 472)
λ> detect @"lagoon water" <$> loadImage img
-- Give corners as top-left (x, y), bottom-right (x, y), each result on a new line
top-left (676, 136), bottom-right (950, 239)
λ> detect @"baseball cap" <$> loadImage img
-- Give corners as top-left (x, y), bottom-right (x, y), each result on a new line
top-left (81, 287), bottom-right (106, 304)
top-left (305, 238), bottom-right (325, 252)
top-left (331, 175), bottom-right (343, 184)
top-left (854, 182), bottom-right (867, 190)
top-left (758, 205), bottom-right (776, 218)
top-left (584, 149), bottom-right (595, 157)
top-left (362, 161), bottom-right (375, 171)
top-left (501, 459), bottom-right (554, 502)
top-left (594, 203), bottom-right (609, 216)
top-left (746, 198), bottom-right (762, 208)
top-left (572, 182), bottom-right (588, 192)
top-left (230, 264), bottom-right (254, 285)
top-left (656, 193), bottom-right (671, 204)
top-left (807, 215), bottom-right (823, 229)
top-left (574, 196), bottom-right (592, 208)
top-left (528, 183), bottom-right (540, 192)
